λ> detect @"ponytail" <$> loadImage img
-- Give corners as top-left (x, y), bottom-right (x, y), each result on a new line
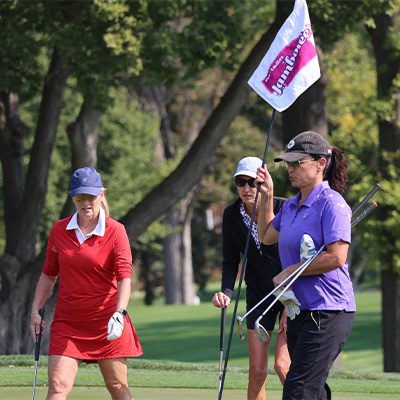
top-left (323, 146), bottom-right (348, 194)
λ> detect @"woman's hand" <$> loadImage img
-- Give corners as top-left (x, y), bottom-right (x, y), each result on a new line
top-left (212, 291), bottom-right (231, 308)
top-left (30, 310), bottom-right (45, 342)
top-left (272, 264), bottom-right (299, 287)
top-left (256, 164), bottom-right (274, 195)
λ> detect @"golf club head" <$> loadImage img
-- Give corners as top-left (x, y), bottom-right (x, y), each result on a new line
top-left (254, 319), bottom-right (269, 343)
top-left (236, 316), bottom-right (245, 340)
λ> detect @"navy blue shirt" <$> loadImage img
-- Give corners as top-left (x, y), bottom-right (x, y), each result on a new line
top-left (221, 197), bottom-right (285, 307)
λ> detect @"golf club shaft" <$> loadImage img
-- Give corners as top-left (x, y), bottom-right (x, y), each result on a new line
top-left (217, 109), bottom-right (276, 400)
top-left (352, 183), bottom-right (381, 218)
top-left (238, 261), bottom-right (307, 323)
top-left (255, 246), bottom-right (325, 323)
top-left (31, 361), bottom-right (38, 400)
top-left (218, 307), bottom-right (227, 389)
top-left (256, 195), bottom-right (380, 326)
top-left (238, 245), bottom-right (323, 324)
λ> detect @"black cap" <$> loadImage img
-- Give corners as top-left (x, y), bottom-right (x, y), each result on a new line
top-left (274, 131), bottom-right (332, 162)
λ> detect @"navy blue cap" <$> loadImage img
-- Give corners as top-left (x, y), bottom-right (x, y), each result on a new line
top-left (70, 167), bottom-right (102, 196)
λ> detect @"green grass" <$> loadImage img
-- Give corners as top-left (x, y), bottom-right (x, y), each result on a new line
top-left (129, 288), bottom-right (384, 371)
top-left (1, 289), bottom-right (399, 399)
top-left (3, 387), bottom-right (400, 400)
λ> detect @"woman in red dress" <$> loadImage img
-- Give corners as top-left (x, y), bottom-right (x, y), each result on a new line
top-left (30, 167), bottom-right (142, 400)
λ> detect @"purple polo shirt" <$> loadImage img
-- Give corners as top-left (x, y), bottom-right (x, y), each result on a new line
top-left (272, 181), bottom-right (355, 311)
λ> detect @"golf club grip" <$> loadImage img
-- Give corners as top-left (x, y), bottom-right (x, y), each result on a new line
top-left (352, 183), bottom-right (381, 217)
top-left (351, 202), bottom-right (378, 228)
top-left (34, 308), bottom-right (45, 361)
top-left (220, 308), bottom-right (226, 350)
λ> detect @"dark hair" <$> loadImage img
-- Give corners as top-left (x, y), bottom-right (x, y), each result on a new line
top-left (320, 146), bottom-right (348, 194)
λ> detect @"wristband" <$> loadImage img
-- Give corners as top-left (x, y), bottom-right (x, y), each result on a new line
top-left (117, 308), bottom-right (127, 318)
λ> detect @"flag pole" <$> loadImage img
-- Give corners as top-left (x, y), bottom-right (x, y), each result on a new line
top-left (217, 108), bottom-right (276, 400)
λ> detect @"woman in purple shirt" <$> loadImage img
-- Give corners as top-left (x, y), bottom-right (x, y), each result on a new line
top-left (256, 131), bottom-right (354, 400)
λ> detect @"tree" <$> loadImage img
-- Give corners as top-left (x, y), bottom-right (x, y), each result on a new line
top-left (0, 0), bottom-right (287, 352)
top-left (0, 1), bottom-right (398, 368)
top-left (0, 0), bottom-right (143, 353)
top-left (367, 8), bottom-right (400, 372)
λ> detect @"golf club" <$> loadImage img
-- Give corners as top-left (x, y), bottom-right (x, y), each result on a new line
top-left (351, 201), bottom-right (378, 228)
top-left (254, 191), bottom-right (380, 342)
top-left (218, 307), bottom-right (227, 392)
top-left (235, 243), bottom-right (325, 341)
top-left (217, 109), bottom-right (277, 400)
top-left (31, 308), bottom-right (45, 400)
top-left (254, 245), bottom-right (325, 341)
top-left (351, 183), bottom-right (381, 218)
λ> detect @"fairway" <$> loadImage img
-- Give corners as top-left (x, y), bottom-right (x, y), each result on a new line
top-left (2, 387), bottom-right (400, 400)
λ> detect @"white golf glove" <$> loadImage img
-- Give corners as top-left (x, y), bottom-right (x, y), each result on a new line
top-left (275, 288), bottom-right (301, 320)
top-left (300, 233), bottom-right (317, 261)
top-left (107, 311), bottom-right (124, 341)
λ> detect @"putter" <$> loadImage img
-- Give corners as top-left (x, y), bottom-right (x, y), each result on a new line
top-left (218, 307), bottom-right (227, 393)
top-left (32, 308), bottom-right (45, 400)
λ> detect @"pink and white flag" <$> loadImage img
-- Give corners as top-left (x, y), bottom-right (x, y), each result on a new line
top-left (248, 0), bottom-right (320, 112)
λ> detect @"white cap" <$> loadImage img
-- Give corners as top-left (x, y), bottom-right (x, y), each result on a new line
top-left (233, 157), bottom-right (262, 179)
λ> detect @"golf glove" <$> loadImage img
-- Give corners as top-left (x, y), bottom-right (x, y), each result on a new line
top-left (107, 311), bottom-right (124, 341)
top-left (300, 233), bottom-right (317, 261)
top-left (275, 288), bottom-right (301, 320)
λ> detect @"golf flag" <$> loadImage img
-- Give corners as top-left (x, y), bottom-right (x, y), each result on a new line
top-left (248, 0), bottom-right (320, 112)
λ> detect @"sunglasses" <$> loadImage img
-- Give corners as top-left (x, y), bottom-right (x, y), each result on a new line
top-left (72, 194), bottom-right (98, 202)
top-left (235, 177), bottom-right (256, 188)
top-left (285, 159), bottom-right (315, 169)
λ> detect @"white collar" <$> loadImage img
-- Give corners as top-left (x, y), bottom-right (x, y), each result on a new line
top-left (66, 207), bottom-right (106, 237)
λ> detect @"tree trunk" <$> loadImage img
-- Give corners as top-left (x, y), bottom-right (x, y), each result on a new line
top-left (181, 196), bottom-right (196, 304)
top-left (0, 48), bottom-right (68, 354)
top-left (368, 11), bottom-right (400, 372)
top-left (0, 92), bottom-right (29, 254)
top-left (163, 208), bottom-right (183, 304)
top-left (139, 250), bottom-right (156, 306)
top-left (60, 101), bottom-right (102, 219)
top-left (15, 48), bottom-right (68, 263)
top-left (142, 85), bottom-right (198, 305)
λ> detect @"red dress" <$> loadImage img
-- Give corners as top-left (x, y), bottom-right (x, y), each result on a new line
top-left (43, 216), bottom-right (143, 360)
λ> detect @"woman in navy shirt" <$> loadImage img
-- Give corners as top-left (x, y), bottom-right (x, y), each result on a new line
top-left (212, 156), bottom-right (290, 400)
top-left (257, 131), bottom-right (354, 400)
